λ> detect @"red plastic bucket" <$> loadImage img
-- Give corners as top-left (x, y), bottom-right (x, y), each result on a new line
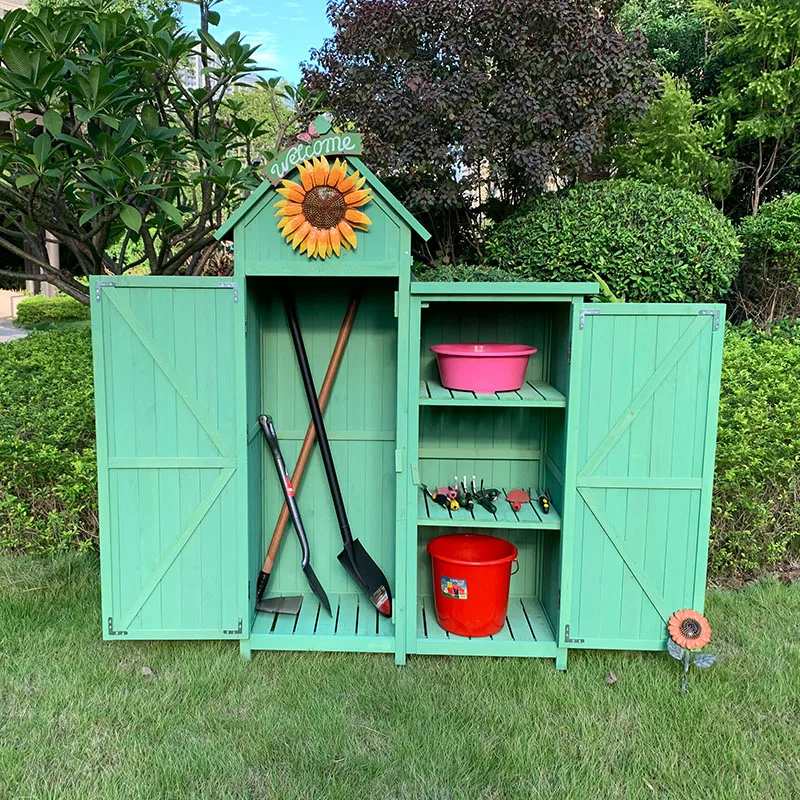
top-left (427, 533), bottom-right (518, 637)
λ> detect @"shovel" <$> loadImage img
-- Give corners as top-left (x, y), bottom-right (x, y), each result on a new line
top-left (283, 292), bottom-right (392, 617)
top-left (257, 414), bottom-right (332, 616)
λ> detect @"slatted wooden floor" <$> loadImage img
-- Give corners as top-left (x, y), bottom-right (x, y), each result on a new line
top-left (418, 489), bottom-right (562, 530)
top-left (415, 595), bottom-right (558, 657)
top-left (419, 378), bottom-right (566, 407)
top-left (250, 593), bottom-right (395, 653)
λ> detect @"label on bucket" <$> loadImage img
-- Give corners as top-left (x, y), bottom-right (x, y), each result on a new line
top-left (440, 576), bottom-right (467, 600)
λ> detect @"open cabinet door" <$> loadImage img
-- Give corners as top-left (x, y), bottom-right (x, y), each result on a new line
top-left (91, 278), bottom-right (246, 640)
top-left (563, 304), bottom-right (724, 650)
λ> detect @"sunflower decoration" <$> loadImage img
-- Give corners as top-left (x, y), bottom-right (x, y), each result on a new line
top-left (274, 156), bottom-right (373, 259)
top-left (666, 609), bottom-right (718, 695)
top-left (668, 609), bottom-right (712, 650)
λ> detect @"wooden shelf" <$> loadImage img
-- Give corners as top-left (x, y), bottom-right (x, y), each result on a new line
top-left (419, 378), bottom-right (566, 408)
top-left (417, 489), bottom-right (561, 530)
top-left (415, 595), bottom-right (557, 657)
top-left (250, 593), bottom-right (395, 653)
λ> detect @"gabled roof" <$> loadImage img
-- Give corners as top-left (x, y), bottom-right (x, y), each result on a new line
top-left (215, 155), bottom-right (431, 242)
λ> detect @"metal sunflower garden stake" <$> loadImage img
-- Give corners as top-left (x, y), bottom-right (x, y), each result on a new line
top-left (666, 609), bottom-right (718, 695)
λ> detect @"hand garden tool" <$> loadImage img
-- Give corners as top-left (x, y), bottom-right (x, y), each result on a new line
top-left (453, 476), bottom-right (468, 508)
top-left (474, 480), bottom-right (500, 514)
top-left (283, 291), bottom-right (392, 617)
top-left (459, 476), bottom-right (474, 512)
top-left (536, 487), bottom-right (551, 515)
top-left (505, 488), bottom-right (531, 513)
top-left (422, 484), bottom-right (451, 511)
top-left (436, 486), bottom-right (460, 511)
top-left (257, 414), bottom-right (331, 616)
top-left (255, 295), bottom-right (361, 608)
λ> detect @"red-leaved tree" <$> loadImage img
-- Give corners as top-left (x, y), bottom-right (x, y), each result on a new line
top-left (304, 0), bottom-right (657, 262)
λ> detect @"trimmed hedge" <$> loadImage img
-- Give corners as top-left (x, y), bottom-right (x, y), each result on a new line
top-left (710, 321), bottom-right (800, 576)
top-left (734, 193), bottom-right (800, 323)
top-left (14, 294), bottom-right (90, 327)
top-left (486, 180), bottom-right (741, 303)
top-left (0, 327), bottom-right (97, 553)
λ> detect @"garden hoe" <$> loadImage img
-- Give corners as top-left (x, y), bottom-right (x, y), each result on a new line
top-left (254, 295), bottom-right (361, 610)
top-left (283, 291), bottom-right (393, 617)
top-left (256, 414), bottom-right (331, 617)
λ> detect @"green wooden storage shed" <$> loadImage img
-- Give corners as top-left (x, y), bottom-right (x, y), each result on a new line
top-left (90, 143), bottom-right (725, 670)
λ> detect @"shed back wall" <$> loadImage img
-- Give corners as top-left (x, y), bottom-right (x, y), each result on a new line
top-left (247, 277), bottom-right (399, 597)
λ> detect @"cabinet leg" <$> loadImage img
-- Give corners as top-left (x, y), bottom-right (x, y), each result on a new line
top-left (554, 648), bottom-right (567, 672)
top-left (239, 639), bottom-right (252, 662)
top-left (394, 650), bottom-right (407, 666)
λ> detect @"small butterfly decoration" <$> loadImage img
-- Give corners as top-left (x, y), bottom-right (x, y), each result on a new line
top-left (296, 120), bottom-right (319, 144)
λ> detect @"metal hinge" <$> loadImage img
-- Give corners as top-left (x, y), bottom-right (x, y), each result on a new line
top-left (411, 462), bottom-right (420, 485)
top-left (223, 617), bottom-right (243, 635)
top-left (218, 281), bottom-right (239, 303)
top-left (248, 581), bottom-right (251, 601)
top-left (108, 617), bottom-right (128, 636)
top-left (699, 308), bottom-right (720, 331)
top-left (393, 291), bottom-right (399, 318)
top-left (94, 281), bottom-right (116, 301)
top-left (578, 309), bottom-right (599, 330)
top-left (395, 449), bottom-right (404, 473)
top-left (564, 624), bottom-right (584, 644)
top-left (567, 343), bottom-right (572, 365)
top-left (244, 317), bottom-right (248, 337)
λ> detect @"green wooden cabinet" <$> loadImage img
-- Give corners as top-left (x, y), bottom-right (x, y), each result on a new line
top-left (90, 157), bottom-right (724, 669)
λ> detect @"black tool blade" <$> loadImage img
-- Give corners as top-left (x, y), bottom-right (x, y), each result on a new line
top-left (303, 562), bottom-right (332, 616)
top-left (338, 539), bottom-right (392, 617)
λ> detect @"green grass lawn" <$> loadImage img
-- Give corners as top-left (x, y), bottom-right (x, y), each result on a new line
top-left (1, 555), bottom-right (798, 800)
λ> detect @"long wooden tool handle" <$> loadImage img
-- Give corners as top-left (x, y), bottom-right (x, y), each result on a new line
top-left (261, 294), bottom-right (361, 574)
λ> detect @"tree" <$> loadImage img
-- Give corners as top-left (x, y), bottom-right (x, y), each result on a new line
top-left (619, 0), bottom-right (715, 99)
top-left (29, 0), bottom-right (179, 16)
top-left (697, 0), bottom-right (800, 215)
top-left (303, 0), bottom-right (657, 263)
top-left (611, 74), bottom-right (733, 200)
top-left (227, 80), bottom-right (291, 161)
top-left (0, 0), bottom-right (320, 302)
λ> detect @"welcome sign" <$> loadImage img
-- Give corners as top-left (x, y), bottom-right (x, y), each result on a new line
top-left (266, 133), bottom-right (363, 185)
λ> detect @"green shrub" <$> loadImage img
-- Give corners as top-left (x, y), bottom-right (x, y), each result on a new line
top-left (486, 180), bottom-right (741, 302)
top-left (412, 262), bottom-right (517, 282)
top-left (0, 328), bottom-right (97, 553)
top-left (734, 194), bottom-right (800, 323)
top-left (711, 321), bottom-right (800, 575)
top-left (14, 294), bottom-right (90, 327)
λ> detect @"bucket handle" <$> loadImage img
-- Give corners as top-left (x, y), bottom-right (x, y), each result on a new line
top-left (510, 560), bottom-right (519, 576)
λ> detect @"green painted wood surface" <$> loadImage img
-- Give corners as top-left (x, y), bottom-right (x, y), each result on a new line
top-left (415, 595), bottom-right (558, 657)
top-left (235, 189), bottom-right (412, 278)
top-left (410, 282), bottom-right (598, 296)
top-left (565, 304), bottom-right (725, 649)
top-left (91, 277), bottom-right (246, 639)
top-left (419, 378), bottom-right (566, 407)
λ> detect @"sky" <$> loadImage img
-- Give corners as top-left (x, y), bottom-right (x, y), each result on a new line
top-left (180, 0), bottom-right (334, 84)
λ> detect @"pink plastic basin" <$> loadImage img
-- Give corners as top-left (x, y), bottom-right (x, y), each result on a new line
top-left (430, 343), bottom-right (537, 393)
